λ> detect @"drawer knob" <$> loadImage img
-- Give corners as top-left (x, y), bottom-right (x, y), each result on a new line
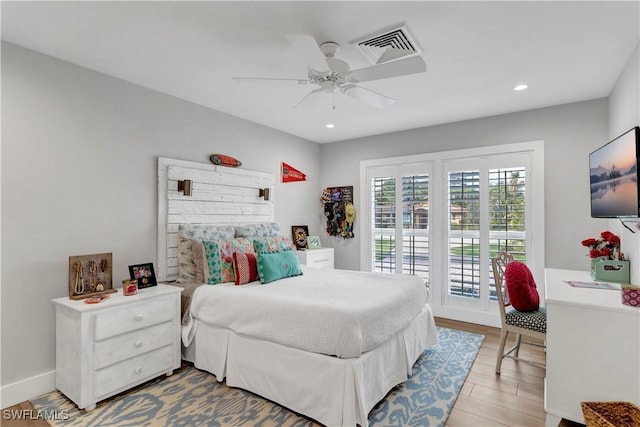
top-left (135, 367), bottom-right (143, 375)
top-left (135, 340), bottom-right (143, 348)
top-left (134, 315), bottom-right (143, 321)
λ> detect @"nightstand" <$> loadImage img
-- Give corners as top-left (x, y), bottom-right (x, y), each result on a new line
top-left (297, 247), bottom-right (334, 269)
top-left (52, 284), bottom-right (182, 410)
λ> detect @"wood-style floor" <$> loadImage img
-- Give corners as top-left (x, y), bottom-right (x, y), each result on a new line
top-left (2, 318), bottom-right (583, 427)
top-left (436, 317), bottom-right (583, 427)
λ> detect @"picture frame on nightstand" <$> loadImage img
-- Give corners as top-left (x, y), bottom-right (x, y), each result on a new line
top-left (128, 262), bottom-right (157, 289)
top-left (291, 225), bottom-right (309, 250)
top-left (307, 235), bottom-right (321, 249)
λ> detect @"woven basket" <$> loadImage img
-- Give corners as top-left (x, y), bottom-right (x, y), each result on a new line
top-left (581, 401), bottom-right (640, 427)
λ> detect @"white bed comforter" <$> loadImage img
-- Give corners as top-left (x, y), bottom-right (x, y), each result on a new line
top-left (184, 266), bottom-right (428, 358)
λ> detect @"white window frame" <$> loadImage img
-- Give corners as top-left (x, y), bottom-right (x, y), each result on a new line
top-left (360, 141), bottom-right (544, 327)
top-left (365, 163), bottom-right (434, 277)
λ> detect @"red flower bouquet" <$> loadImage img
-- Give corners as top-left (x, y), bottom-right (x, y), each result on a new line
top-left (581, 231), bottom-right (624, 260)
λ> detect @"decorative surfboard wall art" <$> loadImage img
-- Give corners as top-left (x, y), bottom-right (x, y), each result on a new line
top-left (210, 154), bottom-right (242, 167)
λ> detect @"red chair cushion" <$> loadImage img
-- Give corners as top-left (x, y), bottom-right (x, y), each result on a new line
top-left (504, 261), bottom-right (540, 312)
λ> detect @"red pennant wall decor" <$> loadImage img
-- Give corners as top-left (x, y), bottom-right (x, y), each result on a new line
top-left (281, 162), bottom-right (307, 183)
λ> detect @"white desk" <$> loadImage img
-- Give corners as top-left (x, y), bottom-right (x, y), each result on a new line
top-left (544, 268), bottom-right (640, 426)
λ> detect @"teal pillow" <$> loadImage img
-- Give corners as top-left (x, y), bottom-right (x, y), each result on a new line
top-left (257, 250), bottom-right (303, 284)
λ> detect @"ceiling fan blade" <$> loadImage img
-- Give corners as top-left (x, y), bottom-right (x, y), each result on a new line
top-left (348, 56), bottom-right (426, 83)
top-left (292, 87), bottom-right (327, 109)
top-left (233, 77), bottom-right (310, 84)
top-left (284, 34), bottom-right (331, 73)
top-left (341, 85), bottom-right (395, 108)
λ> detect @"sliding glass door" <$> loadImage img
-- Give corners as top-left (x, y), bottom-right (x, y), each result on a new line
top-left (361, 142), bottom-right (543, 325)
top-left (444, 155), bottom-right (530, 311)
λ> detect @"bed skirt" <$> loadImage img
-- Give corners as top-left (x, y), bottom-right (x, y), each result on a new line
top-left (184, 304), bottom-right (437, 427)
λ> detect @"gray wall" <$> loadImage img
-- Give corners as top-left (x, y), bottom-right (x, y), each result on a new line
top-left (1, 42), bottom-right (320, 392)
top-left (608, 43), bottom-right (640, 283)
top-left (320, 99), bottom-right (610, 271)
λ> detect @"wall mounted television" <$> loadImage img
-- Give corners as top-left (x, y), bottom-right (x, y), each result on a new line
top-left (590, 126), bottom-right (640, 218)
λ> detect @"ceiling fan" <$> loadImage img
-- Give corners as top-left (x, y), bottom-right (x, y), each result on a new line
top-left (233, 34), bottom-right (427, 110)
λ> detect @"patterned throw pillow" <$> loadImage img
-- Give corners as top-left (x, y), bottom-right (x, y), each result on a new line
top-left (202, 238), bottom-right (255, 284)
top-left (252, 236), bottom-right (295, 253)
top-left (175, 225), bottom-right (235, 283)
top-left (191, 239), bottom-right (207, 283)
top-left (232, 251), bottom-right (259, 285)
top-left (256, 250), bottom-right (303, 284)
top-left (234, 222), bottom-right (280, 238)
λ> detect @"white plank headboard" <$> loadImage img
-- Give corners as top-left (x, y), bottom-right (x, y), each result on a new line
top-left (157, 157), bottom-right (275, 281)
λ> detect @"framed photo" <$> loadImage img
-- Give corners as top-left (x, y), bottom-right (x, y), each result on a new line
top-left (291, 225), bottom-right (309, 250)
top-left (128, 263), bottom-right (157, 289)
top-left (307, 235), bottom-right (321, 249)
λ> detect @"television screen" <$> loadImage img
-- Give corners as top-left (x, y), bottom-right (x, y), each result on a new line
top-left (590, 126), bottom-right (640, 218)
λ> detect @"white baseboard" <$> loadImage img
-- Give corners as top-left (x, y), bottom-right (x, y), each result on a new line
top-left (432, 307), bottom-right (501, 328)
top-left (1, 370), bottom-right (56, 409)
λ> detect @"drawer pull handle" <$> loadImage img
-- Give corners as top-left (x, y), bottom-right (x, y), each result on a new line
top-left (134, 315), bottom-right (143, 321)
top-left (135, 367), bottom-right (143, 375)
top-left (135, 340), bottom-right (143, 348)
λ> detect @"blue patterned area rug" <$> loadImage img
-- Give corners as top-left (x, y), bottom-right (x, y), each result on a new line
top-left (32, 327), bottom-right (483, 427)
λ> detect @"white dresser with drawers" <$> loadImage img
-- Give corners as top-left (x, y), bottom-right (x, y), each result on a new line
top-left (53, 284), bottom-right (182, 410)
top-left (297, 247), bottom-right (334, 269)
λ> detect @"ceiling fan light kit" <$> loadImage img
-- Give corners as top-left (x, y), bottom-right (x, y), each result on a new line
top-left (232, 26), bottom-right (427, 110)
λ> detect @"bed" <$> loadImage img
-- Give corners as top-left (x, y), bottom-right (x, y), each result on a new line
top-left (157, 157), bottom-right (437, 426)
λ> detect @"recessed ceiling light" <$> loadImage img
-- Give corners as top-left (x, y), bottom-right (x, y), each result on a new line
top-left (514, 84), bottom-right (528, 91)
top-left (326, 123), bottom-right (335, 129)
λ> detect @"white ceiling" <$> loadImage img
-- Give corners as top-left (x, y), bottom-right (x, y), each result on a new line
top-left (2, 1), bottom-right (639, 143)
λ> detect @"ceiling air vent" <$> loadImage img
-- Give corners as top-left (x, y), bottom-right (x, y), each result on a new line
top-left (350, 25), bottom-right (421, 65)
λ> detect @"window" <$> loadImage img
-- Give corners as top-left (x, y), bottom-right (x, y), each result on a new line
top-left (361, 142), bottom-right (544, 326)
top-left (402, 174), bottom-right (429, 280)
top-left (368, 165), bottom-right (432, 284)
top-left (371, 176), bottom-right (396, 273)
top-left (444, 157), bottom-right (530, 312)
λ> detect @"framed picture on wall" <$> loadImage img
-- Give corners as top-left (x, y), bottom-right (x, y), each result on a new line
top-left (291, 225), bottom-right (309, 250)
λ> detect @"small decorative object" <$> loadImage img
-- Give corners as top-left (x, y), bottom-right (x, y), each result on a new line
top-left (128, 263), bottom-right (157, 289)
top-left (581, 231), bottom-right (623, 260)
top-left (281, 162), bottom-right (306, 183)
top-left (307, 235), bottom-right (321, 249)
top-left (68, 253), bottom-right (116, 300)
top-left (591, 257), bottom-right (630, 283)
top-left (122, 279), bottom-right (138, 296)
top-left (581, 231), bottom-right (630, 283)
top-left (84, 294), bottom-right (110, 304)
top-left (210, 154), bottom-right (242, 167)
top-left (344, 202), bottom-right (356, 238)
top-left (291, 225), bottom-right (309, 250)
top-left (322, 186), bottom-right (355, 239)
top-left (621, 284), bottom-right (640, 307)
